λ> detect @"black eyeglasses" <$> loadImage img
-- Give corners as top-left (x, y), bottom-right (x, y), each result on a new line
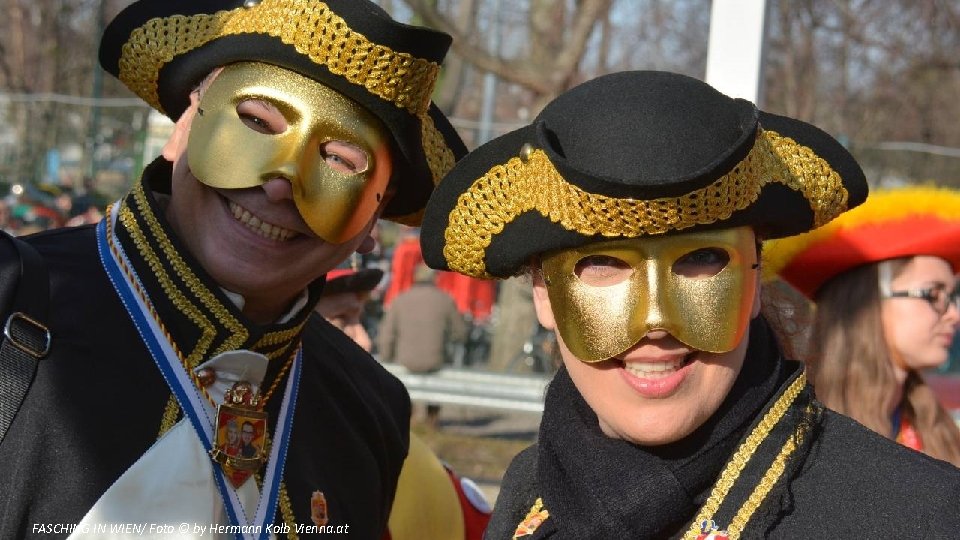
top-left (883, 287), bottom-right (960, 315)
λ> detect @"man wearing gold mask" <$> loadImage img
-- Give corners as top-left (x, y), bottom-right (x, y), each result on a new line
top-left (0, 1), bottom-right (465, 538)
top-left (420, 71), bottom-right (960, 538)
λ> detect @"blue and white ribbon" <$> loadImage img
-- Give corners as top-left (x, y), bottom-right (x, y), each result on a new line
top-left (96, 203), bottom-right (300, 540)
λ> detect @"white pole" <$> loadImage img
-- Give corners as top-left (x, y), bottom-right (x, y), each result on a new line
top-left (477, 0), bottom-right (502, 145)
top-left (704, 0), bottom-right (769, 104)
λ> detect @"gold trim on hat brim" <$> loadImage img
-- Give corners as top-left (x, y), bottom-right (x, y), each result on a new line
top-left (118, 0), bottom-right (456, 190)
top-left (441, 129), bottom-right (849, 279)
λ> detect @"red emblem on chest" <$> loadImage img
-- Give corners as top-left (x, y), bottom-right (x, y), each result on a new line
top-left (311, 490), bottom-right (329, 527)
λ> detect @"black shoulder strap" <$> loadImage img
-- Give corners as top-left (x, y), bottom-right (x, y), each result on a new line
top-left (0, 233), bottom-right (50, 443)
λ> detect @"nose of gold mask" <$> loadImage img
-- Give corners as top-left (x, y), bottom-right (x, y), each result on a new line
top-left (186, 62), bottom-right (392, 244)
top-left (540, 228), bottom-right (758, 362)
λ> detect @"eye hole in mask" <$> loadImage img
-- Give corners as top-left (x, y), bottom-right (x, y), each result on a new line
top-left (573, 247), bottom-right (731, 288)
top-left (187, 61), bottom-right (393, 244)
top-left (672, 248), bottom-right (730, 279)
top-left (575, 254), bottom-right (632, 287)
top-left (235, 99), bottom-right (371, 175)
top-left (542, 228), bottom-right (758, 362)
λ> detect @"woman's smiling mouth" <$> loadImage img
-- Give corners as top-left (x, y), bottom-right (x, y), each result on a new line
top-left (622, 352), bottom-right (695, 379)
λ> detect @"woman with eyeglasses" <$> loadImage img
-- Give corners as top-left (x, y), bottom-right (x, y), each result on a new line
top-left (766, 186), bottom-right (960, 466)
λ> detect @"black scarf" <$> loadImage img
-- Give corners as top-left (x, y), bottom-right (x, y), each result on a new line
top-left (537, 317), bottom-right (799, 539)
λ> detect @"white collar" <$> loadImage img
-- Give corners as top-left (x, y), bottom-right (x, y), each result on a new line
top-left (220, 287), bottom-right (310, 324)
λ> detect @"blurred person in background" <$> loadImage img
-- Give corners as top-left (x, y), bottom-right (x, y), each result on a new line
top-left (65, 199), bottom-right (105, 227)
top-left (314, 266), bottom-right (384, 356)
top-left (487, 277), bottom-right (546, 373)
top-left (53, 191), bottom-right (74, 222)
top-left (0, 199), bottom-right (13, 234)
top-left (383, 225), bottom-right (423, 306)
top-left (379, 263), bottom-right (468, 429)
top-left (420, 70), bottom-right (960, 538)
top-left (435, 270), bottom-right (496, 323)
top-left (16, 183), bottom-right (66, 230)
top-left (765, 186), bottom-right (960, 466)
top-left (315, 267), bottom-right (492, 540)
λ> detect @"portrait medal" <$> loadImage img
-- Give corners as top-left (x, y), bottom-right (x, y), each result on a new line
top-left (210, 381), bottom-right (268, 488)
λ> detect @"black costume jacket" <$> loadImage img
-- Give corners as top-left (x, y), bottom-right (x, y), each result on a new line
top-left (487, 318), bottom-right (960, 539)
top-left (0, 160), bottom-right (410, 539)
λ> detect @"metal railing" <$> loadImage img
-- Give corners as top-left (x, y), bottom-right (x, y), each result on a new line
top-left (379, 363), bottom-right (551, 413)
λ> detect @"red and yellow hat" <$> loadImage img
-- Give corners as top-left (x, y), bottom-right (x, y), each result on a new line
top-left (763, 185), bottom-right (960, 298)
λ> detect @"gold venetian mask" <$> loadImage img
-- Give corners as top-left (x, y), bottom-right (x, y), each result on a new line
top-left (187, 62), bottom-right (392, 244)
top-left (540, 228), bottom-right (758, 362)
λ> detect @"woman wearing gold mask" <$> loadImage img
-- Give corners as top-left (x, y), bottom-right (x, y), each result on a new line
top-left (420, 71), bottom-right (960, 539)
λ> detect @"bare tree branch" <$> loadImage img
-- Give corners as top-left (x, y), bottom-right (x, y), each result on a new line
top-left (405, 0), bottom-right (556, 93)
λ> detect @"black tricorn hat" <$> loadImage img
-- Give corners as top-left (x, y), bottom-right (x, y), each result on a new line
top-left (421, 70), bottom-right (868, 279)
top-left (99, 0), bottom-right (467, 225)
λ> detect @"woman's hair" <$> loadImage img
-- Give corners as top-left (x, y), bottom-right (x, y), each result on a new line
top-left (808, 258), bottom-right (960, 466)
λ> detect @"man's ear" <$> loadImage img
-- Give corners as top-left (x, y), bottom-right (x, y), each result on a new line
top-left (531, 271), bottom-right (557, 331)
top-left (162, 95), bottom-right (199, 161)
top-left (163, 69), bottom-right (221, 162)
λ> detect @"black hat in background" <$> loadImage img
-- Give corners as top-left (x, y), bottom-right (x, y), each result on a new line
top-left (421, 70), bottom-right (868, 279)
top-left (99, 0), bottom-right (467, 225)
top-left (322, 267), bottom-right (384, 297)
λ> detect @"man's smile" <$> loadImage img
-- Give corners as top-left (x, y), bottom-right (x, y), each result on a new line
top-left (228, 200), bottom-right (297, 242)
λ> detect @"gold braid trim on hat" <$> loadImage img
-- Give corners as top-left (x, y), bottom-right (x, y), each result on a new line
top-left (118, 0), bottom-right (456, 189)
top-left (420, 111), bottom-right (458, 185)
top-left (442, 129), bottom-right (849, 278)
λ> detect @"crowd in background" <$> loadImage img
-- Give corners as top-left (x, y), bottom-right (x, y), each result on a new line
top-left (0, 186), bottom-right (553, 376)
top-left (358, 224), bottom-right (556, 376)
top-left (0, 181), bottom-right (105, 236)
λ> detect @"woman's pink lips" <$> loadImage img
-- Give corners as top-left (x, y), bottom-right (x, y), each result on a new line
top-left (934, 333), bottom-right (955, 345)
top-left (617, 355), bottom-right (694, 399)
